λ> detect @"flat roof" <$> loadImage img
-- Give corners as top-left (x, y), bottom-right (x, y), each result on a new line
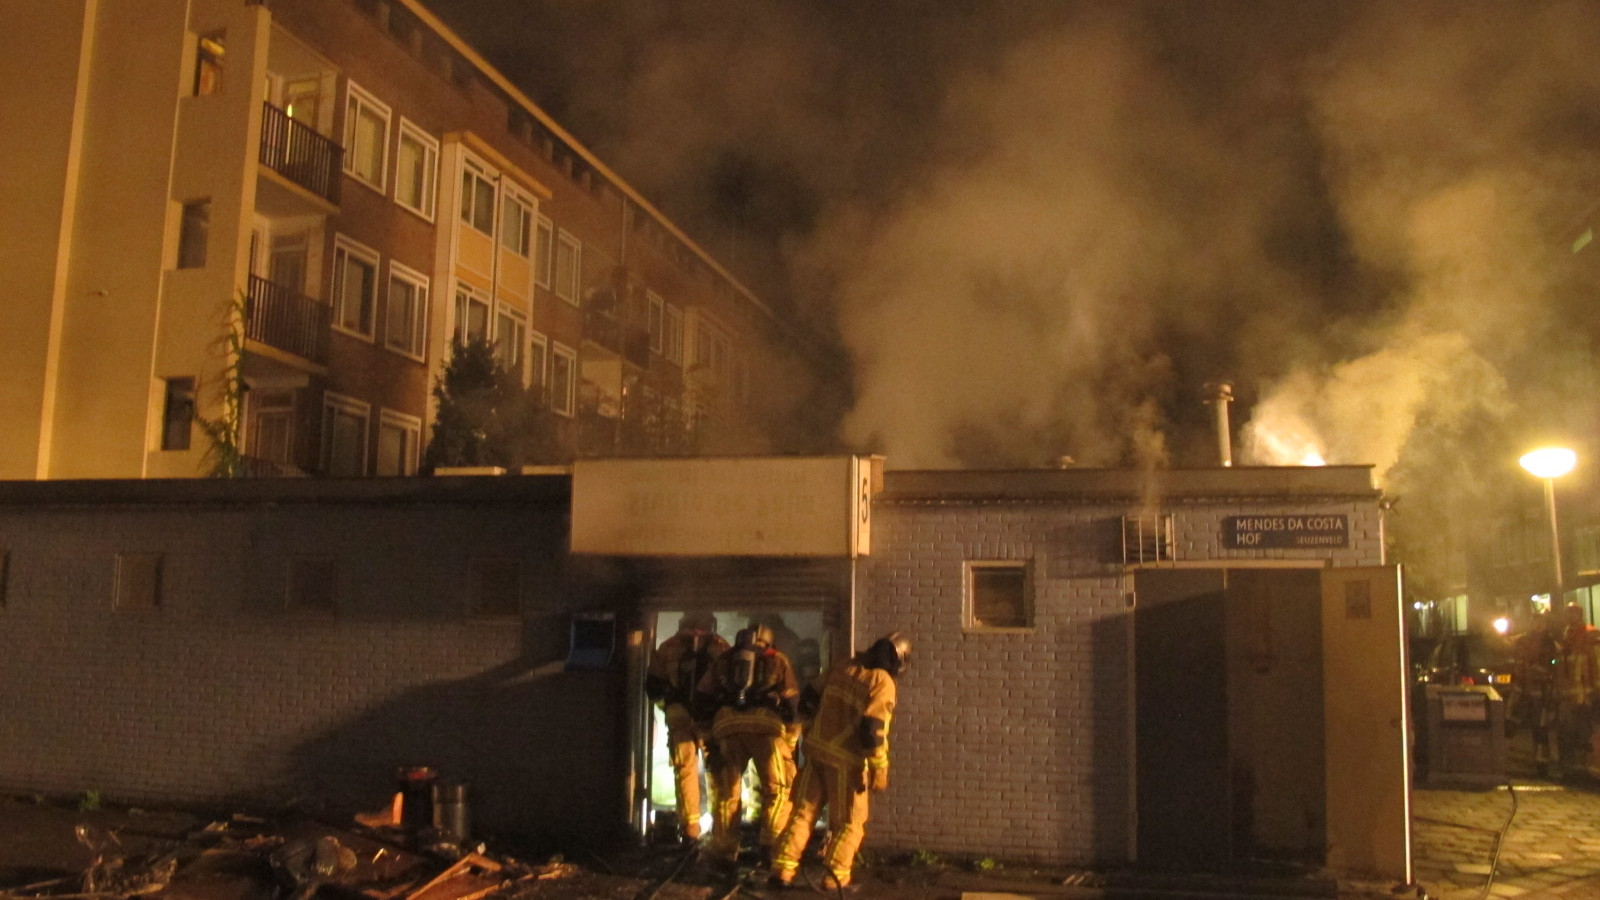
top-left (0, 475), bottom-right (570, 509)
top-left (880, 466), bottom-right (1379, 502)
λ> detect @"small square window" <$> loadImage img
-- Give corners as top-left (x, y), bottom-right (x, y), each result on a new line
top-left (287, 556), bottom-right (338, 612)
top-left (114, 552), bottom-right (162, 611)
top-left (967, 561), bottom-right (1030, 630)
top-left (468, 558), bottom-right (520, 617)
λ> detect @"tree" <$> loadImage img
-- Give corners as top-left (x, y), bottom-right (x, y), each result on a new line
top-left (423, 339), bottom-right (564, 471)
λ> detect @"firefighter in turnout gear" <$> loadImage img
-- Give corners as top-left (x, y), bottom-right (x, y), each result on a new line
top-left (644, 611), bottom-right (729, 843)
top-left (695, 624), bottom-right (800, 864)
top-left (769, 632), bottom-right (910, 890)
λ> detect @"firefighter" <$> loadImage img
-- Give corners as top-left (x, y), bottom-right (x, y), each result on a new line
top-left (1511, 611), bottom-right (1559, 774)
top-left (1553, 602), bottom-right (1599, 780)
top-left (695, 624), bottom-right (800, 864)
top-left (644, 611), bottom-right (729, 843)
top-left (769, 632), bottom-right (910, 891)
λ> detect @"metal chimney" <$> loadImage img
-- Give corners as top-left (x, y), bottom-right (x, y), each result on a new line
top-left (1206, 382), bottom-right (1234, 467)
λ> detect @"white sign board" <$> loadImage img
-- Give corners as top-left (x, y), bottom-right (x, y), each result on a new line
top-left (570, 456), bottom-right (876, 557)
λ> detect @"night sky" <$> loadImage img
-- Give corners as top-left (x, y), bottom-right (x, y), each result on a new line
top-left (425, 0), bottom-right (1600, 502)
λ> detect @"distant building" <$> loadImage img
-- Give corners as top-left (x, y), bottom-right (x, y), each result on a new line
top-left (2, 0), bottom-right (832, 480)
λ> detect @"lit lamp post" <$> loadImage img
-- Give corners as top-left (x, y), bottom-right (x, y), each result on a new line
top-left (1519, 446), bottom-right (1577, 600)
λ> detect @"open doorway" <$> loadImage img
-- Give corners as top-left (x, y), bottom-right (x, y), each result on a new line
top-left (641, 607), bottom-right (831, 839)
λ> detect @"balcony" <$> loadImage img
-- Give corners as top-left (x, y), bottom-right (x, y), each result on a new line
top-left (246, 274), bottom-right (329, 365)
top-left (582, 307), bottom-right (624, 356)
top-left (259, 102), bottom-right (342, 206)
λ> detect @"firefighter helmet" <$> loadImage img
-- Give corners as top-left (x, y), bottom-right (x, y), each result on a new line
top-left (679, 610), bottom-right (718, 634)
top-left (865, 632), bottom-right (911, 677)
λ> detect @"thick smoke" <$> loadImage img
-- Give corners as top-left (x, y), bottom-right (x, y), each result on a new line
top-left (431, 0), bottom-right (1600, 481)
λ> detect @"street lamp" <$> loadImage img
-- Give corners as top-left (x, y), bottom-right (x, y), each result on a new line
top-left (1520, 447), bottom-right (1577, 598)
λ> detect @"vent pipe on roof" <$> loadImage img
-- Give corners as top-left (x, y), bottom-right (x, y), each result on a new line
top-left (1206, 382), bottom-right (1234, 467)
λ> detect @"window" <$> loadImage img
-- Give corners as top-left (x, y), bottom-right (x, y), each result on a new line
top-left (114, 553), bottom-right (162, 611)
top-left (494, 304), bottom-right (527, 376)
top-left (550, 342), bottom-right (576, 416)
top-left (177, 200), bottom-right (209, 269)
top-left (160, 377), bottom-right (195, 451)
top-left (468, 557), bottom-right (521, 617)
top-left (664, 304), bottom-right (684, 365)
top-left (460, 161), bottom-right (496, 235)
top-left (648, 292), bottom-right (665, 354)
top-left (453, 285), bottom-right (490, 345)
top-left (500, 189), bottom-right (532, 257)
top-left (385, 262), bottom-right (429, 360)
top-left (376, 409), bottom-right (421, 476)
top-left (286, 556), bottom-right (338, 612)
top-left (966, 561), bottom-right (1031, 630)
top-left (553, 229), bottom-right (580, 304)
top-left (394, 119), bottom-right (438, 220)
top-left (529, 330), bottom-right (548, 394)
top-left (534, 215), bottom-right (553, 287)
top-left (250, 393), bottom-right (294, 466)
top-left (194, 32), bottom-right (224, 96)
top-left (343, 82), bottom-right (390, 189)
top-left (332, 236), bottom-right (379, 338)
top-left (322, 392), bottom-right (370, 476)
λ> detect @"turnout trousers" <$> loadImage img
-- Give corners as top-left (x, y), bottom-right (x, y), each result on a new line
top-left (708, 729), bottom-right (795, 859)
top-left (770, 757), bottom-right (872, 887)
top-left (663, 704), bottom-right (711, 840)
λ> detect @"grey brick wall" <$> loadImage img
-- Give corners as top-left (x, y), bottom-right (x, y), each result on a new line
top-left (0, 477), bottom-right (625, 843)
top-left (857, 479), bottom-right (1383, 867)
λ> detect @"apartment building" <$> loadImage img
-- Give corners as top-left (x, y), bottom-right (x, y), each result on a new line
top-left (1, 0), bottom-right (827, 480)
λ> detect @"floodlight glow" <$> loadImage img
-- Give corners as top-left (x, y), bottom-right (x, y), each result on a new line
top-left (1493, 616), bottom-right (1510, 635)
top-left (1520, 447), bottom-right (1576, 480)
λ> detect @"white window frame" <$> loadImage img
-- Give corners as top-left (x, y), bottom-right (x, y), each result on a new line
top-left (322, 391), bottom-right (371, 476)
top-left (664, 303), bottom-right (684, 366)
top-left (494, 303), bottom-right (528, 380)
top-left (460, 158), bottom-right (497, 236)
top-left (534, 215), bottom-right (553, 288)
top-left (500, 186), bottom-right (534, 258)
top-left (550, 341), bottom-right (577, 417)
top-left (964, 560), bottom-right (1034, 632)
top-left (453, 283), bottom-right (491, 345)
top-left (384, 261), bottom-right (429, 361)
top-left (648, 291), bottom-right (665, 355)
top-left (393, 118), bottom-right (439, 221)
top-left (343, 81), bottom-right (390, 192)
top-left (553, 228), bottom-right (581, 305)
top-left (375, 408), bottom-right (422, 477)
top-left (529, 330), bottom-right (549, 396)
top-left (331, 235), bottom-right (380, 340)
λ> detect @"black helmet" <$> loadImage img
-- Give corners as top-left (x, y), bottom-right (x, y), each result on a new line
top-left (865, 632), bottom-right (911, 677)
top-left (737, 624), bottom-right (775, 650)
top-left (679, 611), bottom-right (718, 634)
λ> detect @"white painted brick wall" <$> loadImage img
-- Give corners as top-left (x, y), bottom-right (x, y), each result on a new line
top-left (858, 496), bottom-right (1381, 866)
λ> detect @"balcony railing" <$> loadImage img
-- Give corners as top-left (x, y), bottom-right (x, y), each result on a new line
top-left (582, 307), bottom-right (624, 355)
top-left (246, 274), bottom-right (329, 365)
top-left (259, 102), bottom-right (342, 205)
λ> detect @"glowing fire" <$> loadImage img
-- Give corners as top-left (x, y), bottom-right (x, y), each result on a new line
top-left (1242, 405), bottom-right (1328, 467)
